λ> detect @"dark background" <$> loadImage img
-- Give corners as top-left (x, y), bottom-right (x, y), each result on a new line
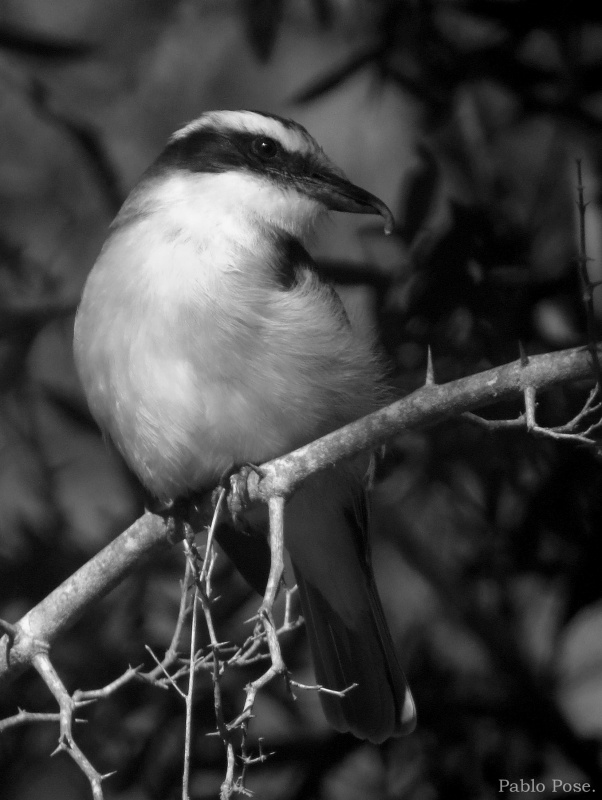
top-left (1, 1), bottom-right (602, 798)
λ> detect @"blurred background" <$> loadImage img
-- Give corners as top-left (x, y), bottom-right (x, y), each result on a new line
top-left (1, 1), bottom-right (602, 798)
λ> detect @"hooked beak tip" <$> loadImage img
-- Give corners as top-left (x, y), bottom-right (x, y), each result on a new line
top-left (367, 194), bottom-right (395, 236)
top-left (381, 206), bottom-right (395, 236)
top-left (329, 175), bottom-right (396, 235)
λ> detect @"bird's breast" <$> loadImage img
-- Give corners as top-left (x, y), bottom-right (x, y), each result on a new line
top-left (74, 212), bottom-right (381, 501)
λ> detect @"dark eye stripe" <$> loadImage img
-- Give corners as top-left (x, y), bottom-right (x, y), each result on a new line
top-left (150, 127), bottom-right (314, 183)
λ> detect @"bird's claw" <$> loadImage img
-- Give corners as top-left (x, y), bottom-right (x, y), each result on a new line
top-left (227, 463), bottom-right (264, 520)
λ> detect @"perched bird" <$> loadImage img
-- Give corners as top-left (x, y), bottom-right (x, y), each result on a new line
top-left (74, 110), bottom-right (416, 742)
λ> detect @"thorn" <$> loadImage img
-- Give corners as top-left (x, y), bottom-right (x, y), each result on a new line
top-left (519, 341), bottom-right (529, 367)
top-left (72, 699), bottom-right (96, 708)
top-left (425, 345), bottom-right (436, 385)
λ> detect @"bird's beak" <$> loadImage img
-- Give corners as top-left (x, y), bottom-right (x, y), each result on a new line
top-left (301, 169), bottom-right (395, 235)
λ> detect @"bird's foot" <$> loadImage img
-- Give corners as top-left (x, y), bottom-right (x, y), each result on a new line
top-left (210, 463), bottom-right (265, 523)
top-left (145, 495), bottom-right (190, 544)
top-left (228, 463), bottom-right (264, 519)
top-left (146, 493), bottom-right (214, 544)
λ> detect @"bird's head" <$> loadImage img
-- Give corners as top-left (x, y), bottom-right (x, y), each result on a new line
top-left (134, 110), bottom-right (394, 239)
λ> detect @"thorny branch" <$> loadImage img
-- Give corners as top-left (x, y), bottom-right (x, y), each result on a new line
top-left (32, 652), bottom-right (112, 800)
top-left (244, 344), bottom-right (602, 507)
top-left (1, 345), bottom-right (595, 676)
top-left (1, 339), bottom-right (601, 796)
top-left (464, 382), bottom-right (602, 445)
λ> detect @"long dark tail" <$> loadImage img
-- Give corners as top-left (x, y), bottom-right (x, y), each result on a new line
top-left (292, 560), bottom-right (414, 742)
top-left (285, 463), bottom-right (415, 742)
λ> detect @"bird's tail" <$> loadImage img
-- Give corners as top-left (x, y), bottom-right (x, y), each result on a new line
top-left (284, 462), bottom-right (416, 743)
top-left (292, 562), bottom-right (415, 742)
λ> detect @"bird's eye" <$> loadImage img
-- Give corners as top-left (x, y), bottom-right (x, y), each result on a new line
top-left (251, 137), bottom-right (280, 160)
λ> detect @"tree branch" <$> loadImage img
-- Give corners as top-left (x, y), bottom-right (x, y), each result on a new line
top-left (247, 344), bottom-right (600, 501)
top-left (0, 343), bottom-right (599, 689)
top-left (0, 512), bottom-right (172, 683)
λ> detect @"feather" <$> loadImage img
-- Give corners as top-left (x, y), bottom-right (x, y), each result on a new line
top-left (74, 110), bottom-right (415, 740)
top-left (284, 460), bottom-right (416, 742)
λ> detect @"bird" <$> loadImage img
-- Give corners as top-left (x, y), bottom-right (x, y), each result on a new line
top-left (73, 109), bottom-right (416, 743)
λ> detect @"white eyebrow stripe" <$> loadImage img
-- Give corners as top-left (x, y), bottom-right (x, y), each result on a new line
top-left (171, 110), bottom-right (316, 157)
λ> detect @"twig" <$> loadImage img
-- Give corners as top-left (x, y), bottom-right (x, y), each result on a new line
top-left (74, 666), bottom-right (141, 702)
top-left (144, 645), bottom-right (186, 698)
top-left (463, 411), bottom-right (526, 430)
top-left (200, 487), bottom-right (225, 585)
top-left (0, 710), bottom-right (73, 732)
top-left (289, 679), bottom-right (358, 698)
top-left (142, 558), bottom-right (194, 684)
top-left (464, 361), bottom-right (602, 448)
top-left (261, 496), bottom-right (286, 613)
top-left (181, 500), bottom-right (245, 799)
top-left (33, 652), bottom-right (110, 800)
top-left (228, 496), bottom-right (288, 732)
top-left (182, 544), bottom-right (199, 800)
top-left (212, 495), bottom-right (290, 796)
